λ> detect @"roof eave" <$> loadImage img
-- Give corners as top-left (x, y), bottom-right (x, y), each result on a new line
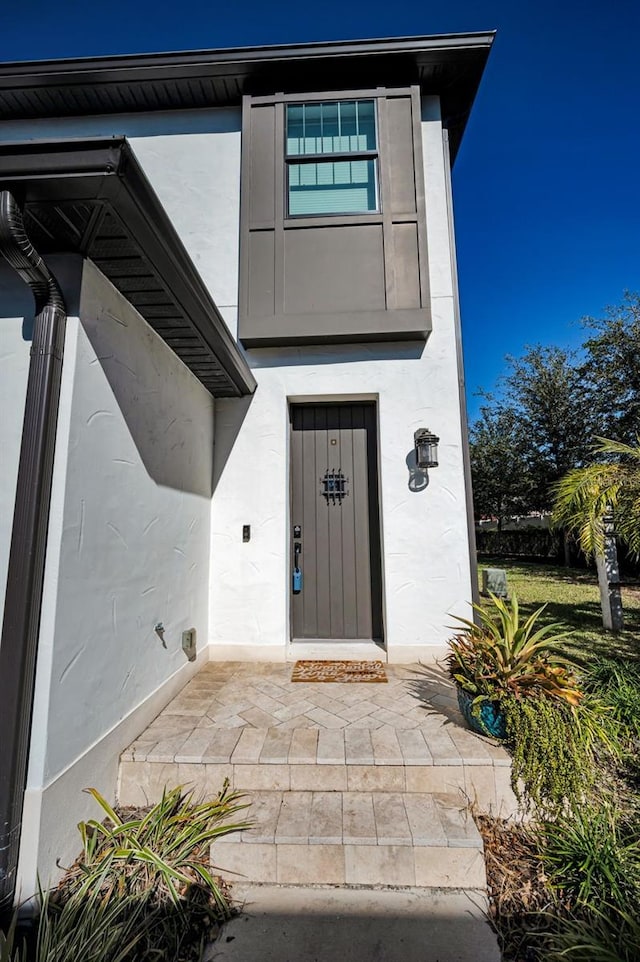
top-left (0, 33), bottom-right (495, 163)
top-left (0, 136), bottom-right (256, 398)
top-left (0, 32), bottom-right (495, 78)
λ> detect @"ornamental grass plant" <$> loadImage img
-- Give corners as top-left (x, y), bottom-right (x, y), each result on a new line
top-left (477, 813), bottom-right (640, 962)
top-left (581, 655), bottom-right (640, 740)
top-left (540, 802), bottom-right (640, 909)
top-left (1, 781), bottom-right (250, 962)
top-left (543, 905), bottom-right (640, 962)
top-left (28, 886), bottom-right (147, 962)
top-left (72, 783), bottom-right (249, 914)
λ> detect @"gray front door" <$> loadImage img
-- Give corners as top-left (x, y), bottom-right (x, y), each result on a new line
top-left (290, 403), bottom-right (383, 642)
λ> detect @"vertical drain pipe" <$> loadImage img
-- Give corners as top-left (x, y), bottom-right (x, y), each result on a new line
top-left (0, 190), bottom-right (67, 913)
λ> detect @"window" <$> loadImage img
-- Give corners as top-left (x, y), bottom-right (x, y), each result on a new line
top-left (286, 100), bottom-right (379, 216)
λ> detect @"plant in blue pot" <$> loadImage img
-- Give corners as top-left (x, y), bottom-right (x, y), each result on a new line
top-left (445, 594), bottom-right (600, 813)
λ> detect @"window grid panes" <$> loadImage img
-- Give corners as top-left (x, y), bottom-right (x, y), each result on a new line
top-left (286, 100), bottom-right (379, 216)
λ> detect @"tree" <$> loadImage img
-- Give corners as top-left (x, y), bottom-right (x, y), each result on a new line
top-left (471, 295), bottom-right (639, 563)
top-left (469, 405), bottom-right (533, 531)
top-left (552, 438), bottom-right (640, 630)
top-left (580, 292), bottom-right (640, 443)
top-left (500, 345), bottom-right (598, 510)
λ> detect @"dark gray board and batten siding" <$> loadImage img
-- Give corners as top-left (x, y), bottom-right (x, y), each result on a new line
top-left (239, 88), bottom-right (431, 347)
top-left (290, 404), bottom-right (383, 643)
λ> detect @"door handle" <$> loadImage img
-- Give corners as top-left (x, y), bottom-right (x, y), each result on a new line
top-left (293, 541), bottom-right (302, 593)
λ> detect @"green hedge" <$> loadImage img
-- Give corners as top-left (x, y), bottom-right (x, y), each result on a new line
top-left (476, 528), bottom-right (639, 577)
top-left (475, 527), bottom-right (562, 560)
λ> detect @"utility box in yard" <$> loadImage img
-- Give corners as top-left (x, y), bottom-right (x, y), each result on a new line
top-left (482, 568), bottom-right (509, 599)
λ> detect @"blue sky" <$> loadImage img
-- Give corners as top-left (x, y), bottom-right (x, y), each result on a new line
top-left (2, 1), bottom-right (638, 420)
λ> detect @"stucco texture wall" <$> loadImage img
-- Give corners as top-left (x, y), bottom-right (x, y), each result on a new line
top-left (31, 260), bottom-right (214, 782)
top-left (0, 99), bottom-right (473, 665)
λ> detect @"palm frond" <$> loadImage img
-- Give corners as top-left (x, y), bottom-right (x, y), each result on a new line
top-left (551, 436), bottom-right (640, 558)
top-left (592, 436), bottom-right (640, 460)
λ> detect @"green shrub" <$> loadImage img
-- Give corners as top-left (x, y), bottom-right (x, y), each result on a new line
top-left (2, 782), bottom-right (250, 962)
top-left (32, 886), bottom-right (146, 962)
top-left (541, 803), bottom-right (640, 909)
top-left (545, 905), bottom-right (640, 962)
top-left (475, 527), bottom-right (562, 559)
top-left (445, 593), bottom-right (613, 813)
top-left (446, 592), bottom-right (582, 706)
top-left (65, 782), bottom-right (251, 960)
top-left (74, 783), bottom-right (249, 913)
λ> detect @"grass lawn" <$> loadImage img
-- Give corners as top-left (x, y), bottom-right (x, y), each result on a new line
top-left (478, 557), bottom-right (640, 654)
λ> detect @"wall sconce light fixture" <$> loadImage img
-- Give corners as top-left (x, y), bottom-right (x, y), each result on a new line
top-left (414, 428), bottom-right (439, 469)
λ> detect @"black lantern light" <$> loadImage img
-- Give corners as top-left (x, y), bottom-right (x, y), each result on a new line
top-left (414, 428), bottom-right (439, 469)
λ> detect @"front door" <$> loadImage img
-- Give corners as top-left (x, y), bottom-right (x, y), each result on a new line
top-left (290, 403), bottom-right (383, 643)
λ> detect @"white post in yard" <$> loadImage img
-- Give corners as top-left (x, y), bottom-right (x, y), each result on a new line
top-left (595, 508), bottom-right (624, 632)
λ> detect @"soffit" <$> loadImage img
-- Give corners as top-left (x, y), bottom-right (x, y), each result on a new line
top-left (0, 33), bottom-right (494, 162)
top-left (0, 137), bottom-right (255, 398)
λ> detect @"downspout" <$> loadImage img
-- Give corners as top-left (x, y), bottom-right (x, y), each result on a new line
top-left (0, 190), bottom-right (67, 913)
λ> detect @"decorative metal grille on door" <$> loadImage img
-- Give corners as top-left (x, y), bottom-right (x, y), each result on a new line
top-left (321, 469), bottom-right (349, 504)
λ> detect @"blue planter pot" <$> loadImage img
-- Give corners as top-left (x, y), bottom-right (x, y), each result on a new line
top-left (456, 686), bottom-right (507, 740)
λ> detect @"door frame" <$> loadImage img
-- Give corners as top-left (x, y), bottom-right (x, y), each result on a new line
top-left (287, 395), bottom-right (386, 649)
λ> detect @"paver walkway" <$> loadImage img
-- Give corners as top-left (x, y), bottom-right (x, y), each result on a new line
top-left (120, 662), bottom-right (512, 801)
top-left (119, 662), bottom-right (508, 959)
top-left (119, 661), bottom-right (516, 892)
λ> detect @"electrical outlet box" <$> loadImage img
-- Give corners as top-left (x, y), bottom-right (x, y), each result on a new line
top-left (181, 628), bottom-right (197, 662)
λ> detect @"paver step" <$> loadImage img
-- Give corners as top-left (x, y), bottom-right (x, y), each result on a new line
top-left (122, 721), bottom-right (510, 768)
top-left (212, 791), bottom-right (486, 889)
top-left (116, 665), bottom-right (509, 894)
top-left (118, 755), bottom-right (516, 816)
top-left (118, 663), bottom-right (517, 815)
top-left (220, 790), bottom-right (482, 847)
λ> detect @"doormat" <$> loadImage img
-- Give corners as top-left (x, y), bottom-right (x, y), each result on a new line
top-left (291, 660), bottom-right (388, 683)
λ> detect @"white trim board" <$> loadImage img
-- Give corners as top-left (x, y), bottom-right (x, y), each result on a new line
top-left (16, 646), bottom-right (207, 901)
top-left (208, 641), bottom-right (446, 664)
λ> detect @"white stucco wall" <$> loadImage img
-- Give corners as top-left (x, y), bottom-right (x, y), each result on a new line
top-left (208, 96), bottom-right (474, 660)
top-left (18, 259), bottom-right (214, 895)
